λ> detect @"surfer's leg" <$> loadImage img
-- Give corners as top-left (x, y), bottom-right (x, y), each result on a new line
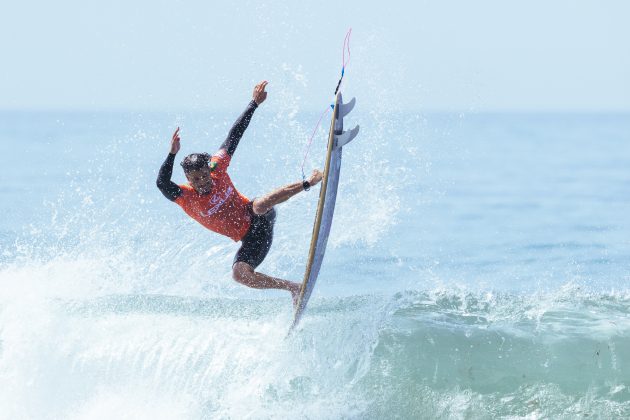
top-left (232, 262), bottom-right (301, 305)
top-left (252, 170), bottom-right (323, 215)
top-left (232, 208), bottom-right (300, 306)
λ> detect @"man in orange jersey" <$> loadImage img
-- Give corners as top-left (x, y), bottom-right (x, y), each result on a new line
top-left (156, 81), bottom-right (322, 306)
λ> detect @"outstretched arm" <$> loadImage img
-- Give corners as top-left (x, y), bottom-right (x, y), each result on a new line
top-left (220, 81), bottom-right (268, 157)
top-left (156, 127), bottom-right (183, 201)
top-left (251, 169), bottom-right (323, 215)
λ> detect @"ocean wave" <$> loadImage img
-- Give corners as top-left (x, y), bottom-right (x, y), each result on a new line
top-left (2, 258), bottom-right (628, 419)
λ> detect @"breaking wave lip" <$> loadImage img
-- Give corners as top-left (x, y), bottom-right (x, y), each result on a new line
top-left (59, 286), bottom-right (630, 377)
top-left (62, 284), bottom-right (630, 328)
top-left (46, 284), bottom-right (630, 344)
top-left (387, 286), bottom-right (630, 334)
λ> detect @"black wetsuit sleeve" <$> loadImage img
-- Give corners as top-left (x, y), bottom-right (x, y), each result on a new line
top-left (156, 153), bottom-right (182, 201)
top-left (220, 100), bottom-right (258, 157)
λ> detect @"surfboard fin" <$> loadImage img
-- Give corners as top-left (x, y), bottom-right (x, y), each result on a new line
top-left (334, 125), bottom-right (360, 149)
top-left (333, 94), bottom-right (360, 150)
top-left (338, 96), bottom-right (356, 119)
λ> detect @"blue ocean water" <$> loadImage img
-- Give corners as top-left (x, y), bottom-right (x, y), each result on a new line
top-left (0, 108), bottom-right (629, 419)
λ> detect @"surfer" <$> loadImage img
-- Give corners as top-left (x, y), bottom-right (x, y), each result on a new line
top-left (156, 81), bottom-right (323, 307)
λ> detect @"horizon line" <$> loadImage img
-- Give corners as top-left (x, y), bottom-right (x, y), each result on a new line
top-left (1, 107), bottom-right (629, 115)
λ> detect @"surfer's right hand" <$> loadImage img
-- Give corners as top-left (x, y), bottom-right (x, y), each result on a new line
top-left (170, 127), bottom-right (181, 155)
top-left (308, 169), bottom-right (323, 186)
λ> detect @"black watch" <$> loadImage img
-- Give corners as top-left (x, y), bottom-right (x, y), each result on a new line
top-left (302, 180), bottom-right (311, 191)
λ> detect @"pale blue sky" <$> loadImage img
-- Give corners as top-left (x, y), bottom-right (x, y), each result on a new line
top-left (1, 0), bottom-right (629, 112)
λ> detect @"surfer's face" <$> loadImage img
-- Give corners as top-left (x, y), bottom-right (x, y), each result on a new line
top-left (186, 166), bottom-right (213, 195)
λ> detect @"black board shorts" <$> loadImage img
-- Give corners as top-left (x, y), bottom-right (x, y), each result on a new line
top-left (233, 204), bottom-right (276, 269)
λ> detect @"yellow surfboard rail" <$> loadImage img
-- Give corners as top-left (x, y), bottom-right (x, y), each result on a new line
top-left (293, 94), bottom-right (339, 312)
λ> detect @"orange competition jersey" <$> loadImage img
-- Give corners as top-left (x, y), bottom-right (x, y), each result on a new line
top-left (174, 150), bottom-right (251, 242)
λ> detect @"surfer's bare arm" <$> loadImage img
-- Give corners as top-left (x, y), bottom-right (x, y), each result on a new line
top-left (220, 81), bottom-right (268, 157)
top-left (156, 127), bottom-right (183, 201)
top-left (252, 169), bottom-right (323, 215)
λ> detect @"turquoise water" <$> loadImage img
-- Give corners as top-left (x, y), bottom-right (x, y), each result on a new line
top-left (0, 110), bottom-right (629, 418)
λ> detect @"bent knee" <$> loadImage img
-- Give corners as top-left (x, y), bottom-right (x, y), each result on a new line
top-left (232, 262), bottom-right (254, 282)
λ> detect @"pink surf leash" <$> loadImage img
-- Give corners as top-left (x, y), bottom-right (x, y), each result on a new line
top-left (301, 28), bottom-right (353, 181)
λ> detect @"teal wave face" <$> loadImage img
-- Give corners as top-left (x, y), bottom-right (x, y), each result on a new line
top-left (282, 289), bottom-right (630, 418)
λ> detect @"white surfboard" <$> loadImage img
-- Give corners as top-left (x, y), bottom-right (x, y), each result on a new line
top-left (290, 92), bottom-right (359, 331)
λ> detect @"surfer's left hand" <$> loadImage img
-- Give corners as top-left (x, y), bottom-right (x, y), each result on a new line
top-left (253, 81), bottom-right (268, 105)
top-left (308, 169), bottom-right (323, 186)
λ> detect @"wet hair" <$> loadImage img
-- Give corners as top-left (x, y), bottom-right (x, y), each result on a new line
top-left (180, 153), bottom-right (211, 173)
